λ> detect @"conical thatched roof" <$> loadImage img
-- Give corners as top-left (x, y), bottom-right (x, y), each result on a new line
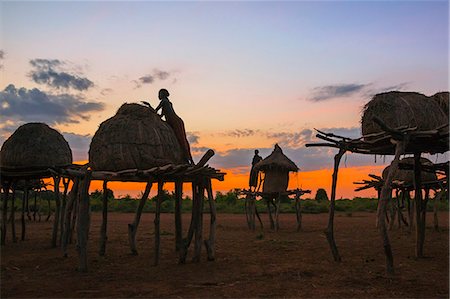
top-left (0, 123), bottom-right (72, 169)
top-left (89, 103), bottom-right (185, 171)
top-left (254, 144), bottom-right (298, 172)
top-left (361, 91), bottom-right (447, 138)
top-left (431, 91), bottom-right (449, 117)
top-left (382, 157), bottom-right (437, 185)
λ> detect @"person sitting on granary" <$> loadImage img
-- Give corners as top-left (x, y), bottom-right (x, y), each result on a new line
top-left (155, 88), bottom-right (194, 165)
top-left (249, 149), bottom-right (263, 192)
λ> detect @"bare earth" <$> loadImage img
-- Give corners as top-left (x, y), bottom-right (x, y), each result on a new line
top-left (1, 212), bottom-right (448, 298)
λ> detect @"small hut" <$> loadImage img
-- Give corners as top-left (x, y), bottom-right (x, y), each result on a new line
top-left (361, 91), bottom-right (447, 139)
top-left (0, 122), bottom-right (72, 246)
top-left (254, 144), bottom-right (298, 193)
top-left (1, 123), bottom-right (72, 168)
top-left (89, 103), bottom-right (185, 171)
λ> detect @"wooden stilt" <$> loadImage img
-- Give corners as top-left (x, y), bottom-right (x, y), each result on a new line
top-left (59, 178), bottom-right (69, 246)
top-left (77, 171), bottom-right (92, 272)
top-left (244, 195), bottom-right (251, 229)
top-left (377, 141), bottom-right (404, 275)
top-left (433, 190), bottom-right (443, 231)
top-left (69, 192), bottom-right (78, 244)
top-left (21, 184), bottom-right (28, 241)
top-left (180, 182), bottom-right (199, 264)
top-left (99, 180), bottom-right (109, 256)
top-left (205, 179), bottom-right (216, 261)
top-left (267, 198), bottom-right (275, 230)
top-left (174, 180), bottom-right (183, 252)
top-left (1, 182), bottom-right (10, 245)
top-left (62, 178), bottom-right (79, 257)
top-left (33, 191), bottom-right (37, 221)
top-left (51, 176), bottom-right (61, 248)
top-left (128, 182), bottom-right (152, 255)
top-left (406, 191), bottom-right (413, 232)
top-left (295, 194), bottom-right (302, 232)
top-left (274, 194), bottom-right (281, 231)
top-left (10, 186), bottom-right (17, 243)
top-left (193, 182), bottom-right (205, 263)
top-left (154, 181), bottom-right (164, 266)
top-left (389, 190), bottom-right (396, 231)
top-left (325, 148), bottom-right (346, 263)
top-left (414, 153), bottom-right (424, 258)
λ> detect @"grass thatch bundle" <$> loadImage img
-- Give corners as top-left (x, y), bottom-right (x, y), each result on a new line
top-left (89, 103), bottom-right (184, 171)
top-left (361, 91), bottom-right (447, 138)
top-left (431, 91), bottom-right (449, 117)
top-left (382, 157), bottom-right (437, 185)
top-left (254, 144), bottom-right (298, 193)
top-left (0, 123), bottom-right (72, 169)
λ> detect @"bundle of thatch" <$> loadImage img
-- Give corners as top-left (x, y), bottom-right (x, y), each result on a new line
top-left (382, 157), bottom-right (437, 186)
top-left (89, 103), bottom-right (185, 171)
top-left (254, 144), bottom-right (298, 193)
top-left (431, 91), bottom-right (449, 117)
top-left (361, 91), bottom-right (447, 138)
top-left (0, 123), bottom-right (72, 169)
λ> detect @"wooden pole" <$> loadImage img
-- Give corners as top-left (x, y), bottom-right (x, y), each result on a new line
top-left (205, 179), bottom-right (216, 261)
top-left (406, 191), bottom-right (414, 232)
top-left (154, 181), bottom-right (164, 266)
top-left (33, 190), bottom-right (37, 221)
top-left (77, 171), bottom-right (92, 272)
top-left (1, 182), bottom-right (10, 245)
top-left (51, 175), bottom-right (61, 248)
top-left (433, 190), bottom-right (443, 231)
top-left (69, 190), bottom-right (78, 244)
top-left (59, 178), bottom-right (70, 246)
top-left (325, 148), bottom-right (346, 263)
top-left (295, 194), bottom-right (302, 232)
top-left (413, 153), bottom-right (424, 258)
top-left (180, 182), bottom-right (199, 264)
top-left (274, 194), bottom-right (281, 231)
top-left (266, 197), bottom-right (275, 230)
top-left (174, 180), bottom-right (183, 252)
top-left (62, 178), bottom-right (79, 257)
top-left (10, 186), bottom-right (17, 243)
top-left (21, 184), bottom-right (28, 241)
top-left (128, 182), bottom-right (152, 255)
top-left (389, 190), bottom-right (396, 231)
top-left (377, 141), bottom-right (404, 275)
top-left (193, 182), bottom-right (205, 263)
top-left (99, 180), bottom-right (109, 256)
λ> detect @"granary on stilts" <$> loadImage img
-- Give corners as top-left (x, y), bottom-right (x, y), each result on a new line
top-left (306, 90), bottom-right (449, 275)
top-left (241, 144), bottom-right (310, 231)
top-left (0, 123), bottom-right (74, 247)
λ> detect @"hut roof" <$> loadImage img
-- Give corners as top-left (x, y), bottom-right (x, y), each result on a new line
top-left (254, 144), bottom-right (298, 172)
top-left (361, 91), bottom-right (448, 137)
top-left (431, 91), bottom-right (449, 117)
top-left (89, 103), bottom-right (185, 171)
top-left (382, 157), bottom-right (437, 184)
top-left (0, 123), bottom-right (72, 169)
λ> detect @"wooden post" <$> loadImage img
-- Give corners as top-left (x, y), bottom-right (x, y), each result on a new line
top-left (244, 194), bottom-right (251, 229)
top-left (325, 148), bottom-right (346, 263)
top-left (193, 182), bottom-right (205, 263)
top-left (266, 197), bottom-right (275, 230)
top-left (174, 180), bottom-right (183, 252)
top-left (274, 194), bottom-right (281, 231)
top-left (180, 182), bottom-right (199, 263)
top-left (413, 153), bottom-right (424, 258)
top-left (204, 179), bottom-right (216, 261)
top-left (33, 190), bottom-right (37, 221)
top-left (128, 182), bottom-right (152, 255)
top-left (51, 175), bottom-right (61, 248)
top-left (154, 181), bottom-right (164, 266)
top-left (433, 190), bottom-right (443, 231)
top-left (1, 182), bottom-right (10, 245)
top-left (295, 193), bottom-right (302, 232)
top-left (62, 178), bottom-right (79, 257)
top-left (99, 180), bottom-right (109, 256)
top-left (389, 190), bottom-right (396, 231)
top-left (21, 184), bottom-right (28, 241)
top-left (59, 178), bottom-right (70, 246)
top-left (406, 191), bottom-right (414, 232)
top-left (10, 186), bottom-right (17, 243)
top-left (69, 191), bottom-right (78, 244)
top-left (77, 171), bottom-right (92, 272)
top-left (377, 141), bottom-right (404, 275)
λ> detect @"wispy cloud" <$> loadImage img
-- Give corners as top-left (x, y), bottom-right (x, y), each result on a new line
top-left (29, 58), bottom-right (94, 91)
top-left (0, 84), bottom-right (104, 125)
top-left (134, 69), bottom-right (173, 88)
top-left (221, 129), bottom-right (260, 138)
top-left (364, 82), bottom-right (410, 97)
top-left (0, 50), bottom-right (4, 69)
top-left (187, 131), bottom-right (200, 144)
top-left (308, 83), bottom-right (369, 102)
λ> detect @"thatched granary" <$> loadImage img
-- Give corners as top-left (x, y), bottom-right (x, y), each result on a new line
top-left (89, 103), bottom-right (185, 171)
top-left (361, 91), bottom-right (448, 138)
top-left (0, 123), bottom-right (72, 168)
top-left (431, 91), bottom-right (449, 117)
top-left (382, 157), bottom-right (437, 186)
top-left (254, 144), bottom-right (298, 193)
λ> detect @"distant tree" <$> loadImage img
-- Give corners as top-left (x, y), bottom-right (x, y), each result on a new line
top-left (90, 188), bottom-right (115, 200)
top-left (315, 188), bottom-right (329, 201)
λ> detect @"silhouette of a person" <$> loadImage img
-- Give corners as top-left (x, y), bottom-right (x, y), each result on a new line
top-left (249, 149), bottom-right (263, 191)
top-left (155, 89), bottom-right (194, 164)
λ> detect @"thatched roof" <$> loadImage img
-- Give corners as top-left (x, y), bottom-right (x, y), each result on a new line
top-left (431, 91), bottom-right (449, 117)
top-left (382, 157), bottom-right (437, 184)
top-left (361, 91), bottom-right (448, 137)
top-left (0, 123), bottom-right (72, 169)
top-left (254, 144), bottom-right (298, 172)
top-left (89, 103), bottom-right (185, 171)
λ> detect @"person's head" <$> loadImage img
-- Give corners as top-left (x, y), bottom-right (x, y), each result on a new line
top-left (254, 149), bottom-right (259, 155)
top-left (158, 88), bottom-right (170, 100)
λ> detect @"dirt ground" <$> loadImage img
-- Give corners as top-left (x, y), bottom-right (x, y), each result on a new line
top-left (1, 211), bottom-right (448, 298)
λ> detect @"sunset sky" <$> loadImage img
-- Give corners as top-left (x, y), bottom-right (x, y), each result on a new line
top-left (1, 1), bottom-right (448, 199)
